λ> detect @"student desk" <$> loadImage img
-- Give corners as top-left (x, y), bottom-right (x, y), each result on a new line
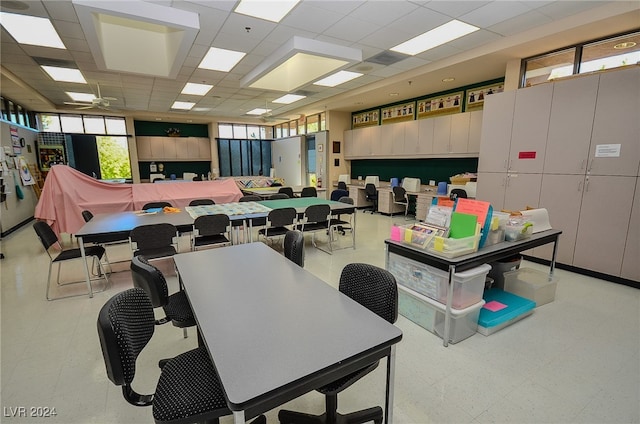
top-left (385, 229), bottom-right (562, 347)
top-left (173, 243), bottom-right (403, 424)
top-left (242, 186), bottom-right (327, 199)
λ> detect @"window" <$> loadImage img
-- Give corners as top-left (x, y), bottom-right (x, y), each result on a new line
top-left (61, 115), bottom-right (84, 133)
top-left (218, 123), bottom-right (233, 138)
top-left (39, 114), bottom-right (62, 132)
top-left (105, 117), bottom-right (127, 135)
top-left (83, 116), bottom-right (105, 134)
top-left (307, 114), bottom-right (319, 133)
top-left (523, 48), bottom-right (576, 87)
top-left (580, 32), bottom-right (640, 74)
top-left (96, 136), bottom-right (131, 179)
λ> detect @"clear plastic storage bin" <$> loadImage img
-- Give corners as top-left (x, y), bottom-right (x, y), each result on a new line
top-left (426, 234), bottom-right (480, 258)
top-left (504, 267), bottom-right (558, 307)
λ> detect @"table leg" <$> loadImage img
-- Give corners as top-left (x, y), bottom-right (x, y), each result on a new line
top-left (78, 236), bottom-right (94, 298)
top-left (442, 264), bottom-right (455, 347)
top-left (385, 344), bottom-right (397, 424)
top-left (549, 236), bottom-right (559, 280)
top-left (233, 410), bottom-right (246, 424)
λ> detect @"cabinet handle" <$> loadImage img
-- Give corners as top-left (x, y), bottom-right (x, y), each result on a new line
top-left (578, 180), bottom-right (583, 192)
top-left (587, 159), bottom-right (593, 173)
top-left (584, 178), bottom-right (590, 192)
top-left (580, 159), bottom-right (585, 170)
top-left (505, 175), bottom-right (510, 187)
top-left (503, 159), bottom-right (507, 170)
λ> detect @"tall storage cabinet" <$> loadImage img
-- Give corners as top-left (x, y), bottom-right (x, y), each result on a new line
top-left (477, 66), bottom-right (640, 280)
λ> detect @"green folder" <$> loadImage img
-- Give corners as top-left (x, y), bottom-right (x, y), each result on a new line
top-left (449, 212), bottom-right (477, 239)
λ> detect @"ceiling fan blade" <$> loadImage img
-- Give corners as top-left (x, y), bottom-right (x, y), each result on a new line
top-left (64, 101), bottom-right (92, 106)
top-left (102, 96), bottom-right (118, 101)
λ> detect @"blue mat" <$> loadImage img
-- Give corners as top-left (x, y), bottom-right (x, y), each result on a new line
top-left (478, 289), bottom-right (535, 335)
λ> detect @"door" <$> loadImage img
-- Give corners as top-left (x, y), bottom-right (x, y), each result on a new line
top-left (478, 90), bottom-right (515, 172)
top-left (70, 134), bottom-right (101, 178)
top-left (475, 172), bottom-right (507, 210)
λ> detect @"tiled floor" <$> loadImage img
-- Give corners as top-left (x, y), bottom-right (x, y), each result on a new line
top-left (1, 211), bottom-right (638, 423)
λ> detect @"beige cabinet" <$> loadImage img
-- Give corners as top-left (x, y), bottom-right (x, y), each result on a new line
top-left (344, 130), bottom-right (354, 157)
top-left (449, 112), bottom-right (470, 153)
top-left (377, 188), bottom-right (405, 215)
top-left (403, 120), bottom-right (419, 154)
top-left (432, 115), bottom-right (451, 154)
top-left (137, 136), bottom-right (211, 161)
top-left (417, 118), bottom-right (434, 155)
top-left (478, 90), bottom-right (516, 172)
top-left (414, 192), bottom-right (436, 221)
top-left (467, 110), bottom-right (483, 154)
top-left (621, 177), bottom-right (640, 281)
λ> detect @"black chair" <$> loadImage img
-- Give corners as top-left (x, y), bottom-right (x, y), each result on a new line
top-left (300, 186), bottom-right (317, 197)
top-left (278, 187), bottom-right (296, 198)
top-left (130, 255), bottom-right (195, 339)
top-left (270, 182), bottom-right (283, 187)
top-left (329, 197), bottom-right (356, 249)
top-left (97, 288), bottom-right (267, 424)
top-left (295, 204), bottom-right (331, 252)
top-left (364, 183), bottom-right (378, 213)
top-left (269, 193), bottom-right (289, 200)
top-left (337, 181), bottom-right (348, 190)
top-left (81, 209), bottom-right (129, 271)
top-left (279, 263), bottom-right (398, 424)
top-left (284, 230), bottom-right (305, 267)
top-left (330, 189), bottom-right (349, 202)
top-left (450, 188), bottom-right (468, 200)
top-left (192, 175), bottom-right (203, 181)
top-left (34, 220), bottom-right (110, 301)
top-left (239, 195), bottom-right (261, 202)
top-left (188, 198), bottom-right (215, 206)
top-left (258, 207), bottom-right (297, 244)
top-left (392, 186), bottom-right (410, 219)
top-left (130, 223), bottom-right (178, 260)
top-left (142, 201), bottom-right (172, 210)
top-left (191, 214), bottom-right (232, 250)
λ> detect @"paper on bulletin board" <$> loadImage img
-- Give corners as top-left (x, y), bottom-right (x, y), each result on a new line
top-left (14, 156), bottom-right (35, 186)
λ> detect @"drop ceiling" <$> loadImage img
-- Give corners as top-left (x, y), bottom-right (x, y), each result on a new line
top-left (1, 0), bottom-right (639, 124)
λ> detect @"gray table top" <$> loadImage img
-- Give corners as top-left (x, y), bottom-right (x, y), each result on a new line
top-left (173, 242), bottom-right (402, 412)
top-left (75, 210), bottom-right (194, 240)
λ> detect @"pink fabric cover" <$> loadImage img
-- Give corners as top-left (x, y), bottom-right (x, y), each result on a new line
top-left (34, 165), bottom-right (242, 235)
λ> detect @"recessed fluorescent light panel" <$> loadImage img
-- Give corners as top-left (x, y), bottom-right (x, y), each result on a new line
top-left (171, 101), bottom-right (195, 110)
top-left (241, 36), bottom-right (362, 92)
top-left (273, 94), bottom-right (306, 104)
top-left (247, 108), bottom-right (271, 115)
top-left (0, 12), bottom-right (66, 48)
top-left (182, 83), bottom-right (213, 95)
top-left (41, 66), bottom-right (87, 83)
top-left (199, 47), bottom-right (246, 72)
top-left (314, 70), bottom-right (362, 87)
top-left (391, 20), bottom-right (479, 56)
top-left (67, 92), bottom-right (96, 102)
top-left (234, 0), bottom-right (299, 23)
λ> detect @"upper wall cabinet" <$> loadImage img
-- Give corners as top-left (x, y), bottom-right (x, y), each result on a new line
top-left (137, 136), bottom-right (211, 161)
top-left (477, 91), bottom-right (516, 172)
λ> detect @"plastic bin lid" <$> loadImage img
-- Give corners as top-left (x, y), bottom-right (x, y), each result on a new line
top-left (452, 263), bottom-right (492, 278)
top-left (478, 289), bottom-right (535, 328)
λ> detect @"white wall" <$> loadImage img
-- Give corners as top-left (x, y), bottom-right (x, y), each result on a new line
top-left (0, 121), bottom-right (39, 234)
top-left (272, 135), bottom-right (304, 186)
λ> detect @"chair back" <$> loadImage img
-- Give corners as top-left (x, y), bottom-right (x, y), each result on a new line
top-left (392, 186), bottom-right (407, 202)
top-left (330, 189), bottom-right (349, 201)
top-left (194, 214), bottom-right (230, 237)
top-left (97, 288), bottom-right (155, 387)
top-left (269, 193), bottom-right (289, 200)
top-left (82, 210), bottom-right (94, 222)
top-left (239, 195), bottom-right (261, 202)
top-left (130, 223), bottom-right (177, 251)
top-left (337, 181), bottom-right (347, 190)
top-left (142, 201), bottom-right (172, 210)
top-left (339, 263), bottom-right (398, 324)
top-left (189, 198), bottom-right (215, 206)
top-left (365, 183), bottom-right (377, 196)
top-left (338, 196), bottom-right (354, 205)
top-left (267, 207), bottom-right (297, 227)
top-left (270, 182), bottom-right (283, 187)
top-left (303, 204), bottom-right (330, 224)
top-left (300, 187), bottom-right (317, 197)
top-left (130, 255), bottom-right (168, 307)
top-left (284, 230), bottom-right (305, 267)
top-left (33, 220), bottom-right (59, 251)
top-left (278, 187), bottom-right (295, 198)
top-left (450, 189), bottom-right (468, 200)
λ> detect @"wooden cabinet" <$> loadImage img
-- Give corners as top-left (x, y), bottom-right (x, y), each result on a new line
top-left (137, 136), bottom-right (211, 161)
top-left (478, 90), bottom-right (515, 172)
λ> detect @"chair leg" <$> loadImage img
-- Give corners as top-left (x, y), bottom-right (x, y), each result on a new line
top-left (183, 328), bottom-right (188, 339)
top-left (45, 261), bottom-right (54, 301)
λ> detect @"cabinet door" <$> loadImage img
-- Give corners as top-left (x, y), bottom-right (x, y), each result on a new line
top-left (162, 138), bottom-right (177, 159)
top-left (589, 66), bottom-right (640, 176)
top-left (449, 112), bottom-right (470, 153)
top-left (621, 177), bottom-right (640, 281)
top-left (377, 124), bottom-right (395, 156)
top-left (467, 110), bottom-right (483, 154)
top-left (186, 138), bottom-right (201, 159)
top-left (503, 173), bottom-right (542, 211)
top-left (534, 174), bottom-right (585, 264)
top-left (391, 122), bottom-right (406, 155)
top-left (176, 138), bottom-right (192, 159)
top-left (544, 74), bottom-right (598, 174)
top-left (478, 90), bottom-right (515, 172)
top-left (509, 83), bottom-right (553, 174)
top-left (573, 175), bottom-right (635, 276)
top-left (417, 118), bottom-right (434, 155)
top-left (198, 137), bottom-right (211, 160)
top-left (476, 172), bottom-right (507, 210)
top-left (344, 130), bottom-right (354, 158)
top-left (149, 137), bottom-right (164, 158)
top-left (403, 120), bottom-right (419, 154)
top-left (432, 115), bottom-right (451, 154)
top-left (136, 137), bottom-right (152, 160)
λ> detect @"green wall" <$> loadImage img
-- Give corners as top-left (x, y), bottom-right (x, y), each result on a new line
top-left (350, 158), bottom-right (478, 184)
top-left (134, 120), bottom-right (208, 137)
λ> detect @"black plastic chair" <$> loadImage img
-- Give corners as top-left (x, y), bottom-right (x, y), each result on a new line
top-left (295, 204), bottom-right (331, 252)
top-left (337, 181), bottom-right (348, 190)
top-left (34, 220), bottom-right (110, 301)
top-left (269, 193), bottom-right (289, 200)
top-left (450, 189), bottom-right (468, 200)
top-left (284, 230), bottom-right (305, 267)
top-left (130, 223), bottom-right (178, 260)
top-left (258, 207), bottom-right (297, 244)
top-left (142, 201), bottom-right (172, 210)
top-left (191, 214), bottom-right (232, 250)
top-left (130, 255), bottom-right (195, 339)
top-left (239, 195), bottom-right (261, 202)
top-left (300, 186), bottom-right (317, 197)
top-left (364, 183), bottom-right (378, 213)
top-left (188, 198), bottom-right (215, 206)
top-left (81, 209), bottom-right (129, 271)
top-left (278, 263), bottom-right (398, 424)
top-left (392, 186), bottom-right (410, 219)
top-left (278, 187), bottom-right (296, 198)
top-left (329, 197), bottom-right (356, 249)
top-left (97, 288), bottom-right (267, 424)
top-left (330, 189), bottom-right (349, 202)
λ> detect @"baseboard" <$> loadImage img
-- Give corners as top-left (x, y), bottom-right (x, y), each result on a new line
top-left (1, 216), bottom-right (35, 238)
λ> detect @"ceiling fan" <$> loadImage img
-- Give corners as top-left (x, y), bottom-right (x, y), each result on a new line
top-left (64, 83), bottom-right (118, 110)
top-left (260, 100), bottom-right (276, 123)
